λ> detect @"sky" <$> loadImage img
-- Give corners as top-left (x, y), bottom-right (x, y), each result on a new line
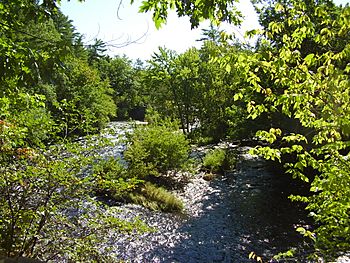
top-left (60, 0), bottom-right (260, 60)
top-left (60, 0), bottom-right (349, 61)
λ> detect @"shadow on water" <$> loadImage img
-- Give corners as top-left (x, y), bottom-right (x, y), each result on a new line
top-left (142, 149), bottom-right (310, 263)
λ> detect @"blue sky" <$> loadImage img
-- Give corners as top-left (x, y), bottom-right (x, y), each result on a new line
top-left (60, 0), bottom-right (349, 61)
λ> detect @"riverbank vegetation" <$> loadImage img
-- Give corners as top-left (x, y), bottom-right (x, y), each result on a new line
top-left (1, 0), bottom-right (349, 261)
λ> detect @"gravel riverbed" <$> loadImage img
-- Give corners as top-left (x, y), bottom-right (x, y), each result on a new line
top-left (103, 146), bottom-right (307, 263)
top-left (92, 122), bottom-right (348, 263)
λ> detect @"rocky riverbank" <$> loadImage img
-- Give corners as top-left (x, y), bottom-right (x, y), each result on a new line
top-left (88, 122), bottom-right (348, 263)
top-left (101, 145), bottom-right (308, 263)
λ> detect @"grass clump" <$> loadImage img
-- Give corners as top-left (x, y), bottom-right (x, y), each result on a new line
top-left (91, 158), bottom-right (184, 213)
top-left (129, 182), bottom-right (184, 212)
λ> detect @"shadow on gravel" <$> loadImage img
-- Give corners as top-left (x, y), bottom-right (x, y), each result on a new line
top-left (142, 151), bottom-right (309, 263)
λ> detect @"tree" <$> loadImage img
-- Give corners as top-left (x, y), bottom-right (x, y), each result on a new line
top-left (0, 2), bottom-right (125, 260)
top-left (98, 55), bottom-right (145, 120)
top-left (197, 23), bottom-right (225, 44)
top-left (87, 38), bottom-right (107, 65)
top-left (247, 1), bottom-right (350, 258)
top-left (1, 0), bottom-right (116, 140)
top-left (53, 56), bottom-right (116, 137)
top-left (142, 47), bottom-right (180, 122)
top-left (144, 42), bottom-right (258, 141)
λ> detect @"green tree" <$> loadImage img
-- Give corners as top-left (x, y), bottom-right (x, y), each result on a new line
top-left (0, 2), bottom-right (134, 261)
top-left (144, 43), bottom-right (257, 141)
top-left (87, 38), bottom-right (107, 65)
top-left (197, 23), bottom-right (224, 44)
top-left (247, 1), bottom-right (350, 258)
top-left (53, 56), bottom-right (116, 137)
top-left (142, 47), bottom-right (180, 122)
top-left (98, 55), bottom-right (145, 120)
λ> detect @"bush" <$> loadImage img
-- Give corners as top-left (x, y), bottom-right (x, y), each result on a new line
top-left (91, 157), bottom-right (142, 200)
top-left (0, 93), bottom-right (55, 149)
top-left (124, 121), bottom-right (189, 178)
top-left (0, 142), bottom-right (146, 261)
top-left (222, 149), bottom-right (238, 171)
top-left (202, 148), bottom-right (238, 174)
top-left (203, 148), bottom-right (226, 173)
top-left (128, 182), bottom-right (184, 212)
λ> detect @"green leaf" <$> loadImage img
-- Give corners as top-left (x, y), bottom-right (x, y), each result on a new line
top-left (233, 93), bottom-right (242, 101)
top-left (304, 53), bottom-right (315, 65)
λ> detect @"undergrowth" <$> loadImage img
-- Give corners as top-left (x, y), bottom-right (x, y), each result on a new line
top-left (128, 182), bottom-right (184, 212)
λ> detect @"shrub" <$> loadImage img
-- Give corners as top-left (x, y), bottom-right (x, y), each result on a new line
top-left (0, 93), bottom-right (55, 149)
top-left (0, 142), bottom-right (146, 261)
top-left (202, 148), bottom-right (226, 173)
top-left (203, 148), bottom-right (238, 174)
top-left (91, 157), bottom-right (142, 200)
top-left (124, 121), bottom-right (189, 178)
top-left (128, 182), bottom-right (184, 212)
top-left (222, 149), bottom-right (238, 171)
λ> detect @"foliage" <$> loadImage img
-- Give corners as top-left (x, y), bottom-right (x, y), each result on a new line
top-left (203, 148), bottom-right (237, 173)
top-left (1, 0), bottom-right (116, 141)
top-left (0, 1), bottom-right (141, 256)
top-left (128, 182), bottom-right (184, 212)
top-left (197, 23), bottom-right (225, 44)
top-left (0, 139), bottom-right (147, 261)
top-left (124, 121), bottom-right (190, 178)
top-left (98, 56), bottom-right (145, 120)
top-left (3, 0), bottom-right (350, 261)
top-left (247, 1), bottom-right (350, 258)
top-left (0, 93), bottom-right (55, 150)
top-left (142, 48), bottom-right (179, 124)
top-left (203, 148), bottom-right (226, 173)
top-left (222, 148), bottom-right (238, 171)
top-left (143, 43), bottom-right (254, 141)
top-left (87, 38), bottom-right (107, 65)
top-left (133, 0), bottom-right (242, 29)
top-left (248, 251), bottom-right (263, 263)
top-left (91, 157), bottom-right (142, 200)
top-left (53, 56), bottom-right (116, 137)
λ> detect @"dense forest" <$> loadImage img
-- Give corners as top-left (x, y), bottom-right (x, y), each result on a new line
top-left (0, 0), bottom-right (349, 262)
